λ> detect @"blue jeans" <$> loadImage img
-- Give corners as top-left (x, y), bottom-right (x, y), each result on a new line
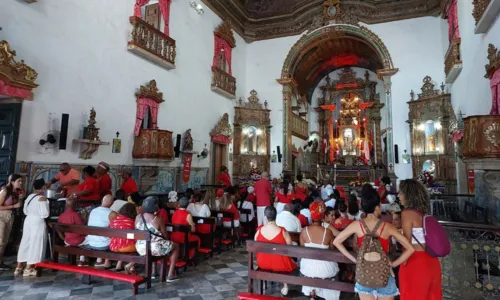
top-left (355, 275), bottom-right (399, 297)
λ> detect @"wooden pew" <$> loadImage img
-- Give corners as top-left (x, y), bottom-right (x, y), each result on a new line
top-left (40, 223), bottom-right (161, 295)
top-left (165, 223), bottom-right (197, 270)
top-left (211, 210), bottom-right (237, 250)
top-left (245, 240), bottom-right (356, 295)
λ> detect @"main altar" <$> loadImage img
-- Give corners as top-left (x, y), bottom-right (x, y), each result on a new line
top-left (309, 68), bottom-right (386, 185)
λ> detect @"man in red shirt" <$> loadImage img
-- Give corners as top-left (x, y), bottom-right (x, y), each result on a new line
top-left (120, 168), bottom-right (138, 197)
top-left (57, 198), bottom-right (85, 246)
top-left (72, 166), bottom-right (100, 201)
top-left (254, 171), bottom-right (272, 226)
top-left (96, 161), bottom-right (112, 198)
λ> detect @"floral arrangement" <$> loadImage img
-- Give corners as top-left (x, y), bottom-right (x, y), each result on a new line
top-left (168, 191), bottom-right (178, 203)
top-left (427, 187), bottom-right (442, 195)
top-left (303, 178), bottom-right (316, 186)
top-left (417, 170), bottom-right (434, 186)
top-left (249, 166), bottom-right (262, 181)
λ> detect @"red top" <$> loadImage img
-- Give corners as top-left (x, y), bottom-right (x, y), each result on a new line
top-left (254, 178), bottom-right (272, 207)
top-left (98, 173), bottom-right (112, 198)
top-left (218, 172), bottom-right (231, 187)
top-left (222, 204), bottom-right (240, 223)
top-left (78, 177), bottom-right (100, 200)
top-left (109, 215), bottom-right (136, 251)
top-left (120, 178), bottom-right (138, 196)
top-left (58, 209), bottom-right (85, 246)
top-left (298, 214), bottom-right (309, 227)
top-left (158, 208), bottom-right (169, 225)
top-left (357, 221), bottom-right (390, 253)
top-left (333, 216), bottom-right (353, 230)
top-left (247, 193), bottom-right (256, 204)
top-left (377, 186), bottom-right (388, 204)
top-left (295, 186), bottom-right (307, 201)
top-left (170, 209), bottom-right (191, 244)
top-left (276, 192), bottom-right (295, 204)
top-left (256, 226), bottom-right (296, 272)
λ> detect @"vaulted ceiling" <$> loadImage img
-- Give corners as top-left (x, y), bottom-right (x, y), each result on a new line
top-left (202, 0), bottom-right (441, 42)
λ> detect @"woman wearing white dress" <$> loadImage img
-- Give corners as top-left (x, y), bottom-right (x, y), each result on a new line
top-left (15, 179), bottom-right (50, 276)
top-left (300, 201), bottom-right (340, 300)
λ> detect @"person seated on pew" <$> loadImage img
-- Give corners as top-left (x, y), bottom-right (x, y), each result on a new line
top-left (276, 203), bottom-right (302, 233)
top-left (322, 207), bottom-right (340, 237)
top-left (254, 206), bottom-right (296, 296)
top-left (110, 189), bottom-right (128, 214)
top-left (237, 188), bottom-right (255, 224)
top-left (171, 197), bottom-right (200, 259)
top-left (333, 201), bottom-right (353, 231)
top-left (347, 193), bottom-right (364, 221)
top-left (135, 196), bottom-right (180, 282)
top-left (220, 189), bottom-right (240, 229)
top-left (81, 194), bottom-right (117, 268)
top-left (188, 190), bottom-right (211, 220)
top-left (185, 188), bottom-right (195, 203)
top-left (300, 201), bottom-right (341, 300)
top-left (206, 188), bottom-right (223, 211)
top-left (325, 189), bottom-right (339, 208)
top-left (291, 200), bottom-right (308, 228)
top-left (109, 203), bottom-right (137, 273)
top-left (246, 186), bottom-right (256, 204)
top-left (57, 198), bottom-right (86, 247)
top-left (274, 180), bottom-right (296, 215)
top-left (300, 197), bottom-right (313, 225)
top-left (294, 174), bottom-right (308, 201)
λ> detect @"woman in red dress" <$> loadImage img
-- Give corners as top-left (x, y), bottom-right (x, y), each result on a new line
top-left (120, 169), bottom-right (138, 197)
top-left (274, 180), bottom-right (296, 215)
top-left (217, 166), bottom-right (231, 188)
top-left (170, 197), bottom-right (200, 259)
top-left (254, 206), bottom-right (296, 296)
top-left (220, 191), bottom-right (240, 229)
top-left (294, 175), bottom-right (308, 201)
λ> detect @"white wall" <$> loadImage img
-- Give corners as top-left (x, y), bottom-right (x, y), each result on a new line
top-left (448, 0), bottom-right (500, 116)
top-left (246, 17), bottom-right (445, 180)
top-left (0, 0), bottom-right (247, 175)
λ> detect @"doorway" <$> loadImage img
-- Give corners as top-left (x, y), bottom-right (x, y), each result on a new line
top-left (211, 142), bottom-right (228, 184)
top-left (0, 102), bottom-right (22, 185)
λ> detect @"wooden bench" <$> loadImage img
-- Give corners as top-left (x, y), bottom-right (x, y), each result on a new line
top-left (211, 210), bottom-right (237, 250)
top-left (42, 223), bottom-right (166, 294)
top-left (239, 208), bottom-right (254, 242)
top-left (246, 240), bottom-right (355, 295)
top-left (165, 223), bottom-right (197, 270)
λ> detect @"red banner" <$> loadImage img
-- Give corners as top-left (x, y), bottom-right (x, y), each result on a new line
top-left (467, 169), bottom-right (475, 195)
top-left (182, 153), bottom-right (193, 183)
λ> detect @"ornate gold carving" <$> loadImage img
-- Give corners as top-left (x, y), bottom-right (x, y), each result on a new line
top-left (136, 80), bottom-right (164, 103)
top-left (238, 90), bottom-right (268, 110)
top-left (0, 40), bottom-right (38, 89)
top-left (472, 0), bottom-right (491, 25)
top-left (484, 122), bottom-right (500, 148)
top-left (128, 16), bottom-right (176, 69)
top-left (211, 66), bottom-right (236, 98)
top-left (214, 20), bottom-right (236, 48)
top-left (210, 113), bottom-right (233, 138)
top-left (444, 38), bottom-right (461, 77)
top-left (485, 43), bottom-right (500, 79)
top-left (417, 76), bottom-right (441, 99)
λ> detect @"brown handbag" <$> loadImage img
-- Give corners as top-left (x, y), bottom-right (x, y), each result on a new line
top-left (355, 219), bottom-right (391, 289)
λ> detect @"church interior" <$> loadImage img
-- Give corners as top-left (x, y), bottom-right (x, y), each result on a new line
top-left (0, 0), bottom-right (500, 299)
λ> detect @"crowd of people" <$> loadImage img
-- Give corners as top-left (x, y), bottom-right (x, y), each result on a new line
top-left (0, 164), bottom-right (443, 300)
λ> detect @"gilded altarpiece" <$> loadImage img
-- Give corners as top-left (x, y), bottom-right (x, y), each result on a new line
top-left (408, 76), bottom-right (457, 193)
top-left (233, 90), bottom-right (271, 182)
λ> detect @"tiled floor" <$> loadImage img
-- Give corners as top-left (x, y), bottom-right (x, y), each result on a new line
top-left (0, 246), bottom-right (357, 300)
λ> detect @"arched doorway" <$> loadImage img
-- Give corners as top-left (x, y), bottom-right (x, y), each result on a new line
top-left (278, 24), bottom-right (398, 179)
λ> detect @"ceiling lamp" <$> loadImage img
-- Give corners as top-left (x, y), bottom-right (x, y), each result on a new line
top-left (190, 1), bottom-right (204, 14)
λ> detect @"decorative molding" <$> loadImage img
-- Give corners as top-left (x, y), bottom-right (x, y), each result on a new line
top-left (474, 0), bottom-right (500, 34)
top-left (72, 139), bottom-right (110, 160)
top-left (127, 16), bottom-right (176, 70)
top-left (202, 0), bottom-right (440, 42)
top-left (211, 66), bottom-right (236, 99)
top-left (238, 90), bottom-right (268, 110)
top-left (210, 113), bottom-right (233, 139)
top-left (485, 43), bottom-right (500, 79)
top-left (444, 38), bottom-right (462, 83)
top-left (214, 20), bottom-right (236, 48)
top-left (136, 79), bottom-right (164, 103)
top-left (0, 40), bottom-right (38, 90)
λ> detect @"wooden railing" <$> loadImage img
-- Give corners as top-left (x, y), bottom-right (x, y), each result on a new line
top-left (472, 0), bottom-right (491, 25)
top-left (291, 113), bottom-right (308, 140)
top-left (444, 38), bottom-right (462, 82)
top-left (211, 66), bottom-right (236, 99)
top-left (127, 16), bottom-right (176, 70)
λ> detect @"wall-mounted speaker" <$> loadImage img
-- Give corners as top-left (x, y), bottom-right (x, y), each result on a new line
top-left (394, 144), bottom-right (399, 164)
top-left (59, 113), bottom-right (69, 150)
top-left (174, 134), bottom-right (181, 158)
top-left (277, 146), bottom-right (282, 163)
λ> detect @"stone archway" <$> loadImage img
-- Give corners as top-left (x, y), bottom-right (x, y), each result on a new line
top-left (278, 24), bottom-right (398, 174)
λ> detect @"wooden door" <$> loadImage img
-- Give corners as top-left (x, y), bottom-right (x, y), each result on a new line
top-left (0, 103), bottom-right (21, 185)
top-left (211, 143), bottom-right (227, 184)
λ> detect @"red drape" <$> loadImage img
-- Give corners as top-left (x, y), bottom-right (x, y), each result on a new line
top-left (159, 0), bottom-right (172, 36)
top-left (490, 69), bottom-right (500, 115)
top-left (135, 97), bottom-right (160, 136)
top-left (213, 36), bottom-right (232, 75)
top-left (182, 153), bottom-right (193, 183)
top-left (448, 0), bottom-right (460, 41)
top-left (134, 0), bottom-right (150, 18)
top-left (0, 79), bottom-right (32, 99)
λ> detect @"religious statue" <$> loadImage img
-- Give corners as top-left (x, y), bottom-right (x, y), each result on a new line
top-left (84, 107), bottom-right (100, 141)
top-left (182, 129), bottom-right (193, 152)
top-left (312, 138), bottom-right (319, 152)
